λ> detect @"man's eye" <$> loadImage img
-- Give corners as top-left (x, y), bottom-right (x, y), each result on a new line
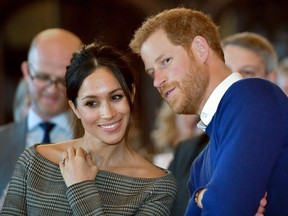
top-left (162, 58), bottom-right (171, 66)
top-left (35, 74), bottom-right (51, 81)
top-left (240, 70), bottom-right (256, 78)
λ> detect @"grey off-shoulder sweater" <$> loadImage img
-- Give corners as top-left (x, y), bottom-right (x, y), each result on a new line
top-left (1, 145), bottom-right (177, 215)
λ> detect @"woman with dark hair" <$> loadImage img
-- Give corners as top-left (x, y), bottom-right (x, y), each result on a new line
top-left (1, 42), bottom-right (177, 215)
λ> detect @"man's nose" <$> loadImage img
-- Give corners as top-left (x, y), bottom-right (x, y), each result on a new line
top-left (153, 70), bottom-right (166, 88)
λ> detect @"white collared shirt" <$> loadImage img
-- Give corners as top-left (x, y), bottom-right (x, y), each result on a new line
top-left (26, 108), bottom-right (74, 147)
top-left (197, 72), bottom-right (243, 131)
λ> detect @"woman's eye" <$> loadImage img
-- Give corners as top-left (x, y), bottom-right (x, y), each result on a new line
top-left (85, 101), bottom-right (97, 107)
top-left (111, 95), bottom-right (123, 101)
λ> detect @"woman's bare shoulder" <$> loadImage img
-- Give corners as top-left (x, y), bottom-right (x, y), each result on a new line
top-left (36, 139), bottom-right (78, 164)
top-left (140, 157), bottom-right (167, 178)
top-left (127, 153), bottom-right (167, 178)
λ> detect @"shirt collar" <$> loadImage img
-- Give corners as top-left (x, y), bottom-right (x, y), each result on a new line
top-left (197, 72), bottom-right (243, 131)
top-left (27, 108), bottom-right (72, 133)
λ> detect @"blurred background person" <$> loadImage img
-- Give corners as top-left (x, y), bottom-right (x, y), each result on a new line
top-left (277, 57), bottom-right (288, 96)
top-left (13, 78), bottom-right (30, 122)
top-left (151, 101), bottom-right (203, 169)
top-left (168, 31), bottom-right (279, 216)
top-left (0, 28), bottom-right (82, 209)
top-left (222, 31), bottom-right (278, 82)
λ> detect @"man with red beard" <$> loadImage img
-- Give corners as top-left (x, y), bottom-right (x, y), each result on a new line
top-left (130, 8), bottom-right (288, 216)
top-left (0, 28), bottom-right (82, 209)
top-left (168, 31), bottom-right (279, 216)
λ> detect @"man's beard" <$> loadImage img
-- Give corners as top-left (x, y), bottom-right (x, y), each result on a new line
top-left (167, 63), bottom-right (209, 115)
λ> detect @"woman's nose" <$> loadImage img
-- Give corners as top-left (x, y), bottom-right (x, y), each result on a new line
top-left (100, 102), bottom-right (116, 119)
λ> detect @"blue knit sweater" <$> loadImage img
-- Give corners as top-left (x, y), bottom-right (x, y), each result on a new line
top-left (185, 78), bottom-right (288, 216)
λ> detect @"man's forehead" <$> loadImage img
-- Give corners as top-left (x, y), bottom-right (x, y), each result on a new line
top-left (141, 31), bottom-right (173, 57)
top-left (30, 58), bottom-right (69, 76)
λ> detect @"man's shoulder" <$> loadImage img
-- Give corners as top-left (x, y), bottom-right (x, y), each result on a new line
top-left (0, 120), bottom-right (23, 131)
top-left (0, 120), bottom-right (16, 127)
top-left (225, 78), bottom-right (287, 104)
top-left (0, 119), bottom-right (27, 157)
top-left (232, 78), bottom-right (279, 93)
top-left (0, 118), bottom-right (27, 137)
top-left (0, 121), bottom-right (17, 132)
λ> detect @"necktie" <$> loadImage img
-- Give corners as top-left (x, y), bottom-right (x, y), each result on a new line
top-left (39, 122), bottom-right (55, 143)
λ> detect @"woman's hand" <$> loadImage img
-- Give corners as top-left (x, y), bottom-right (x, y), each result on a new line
top-left (59, 146), bottom-right (98, 187)
top-left (255, 192), bottom-right (267, 216)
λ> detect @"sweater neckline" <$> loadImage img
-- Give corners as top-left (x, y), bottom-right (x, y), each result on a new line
top-left (29, 145), bottom-right (170, 182)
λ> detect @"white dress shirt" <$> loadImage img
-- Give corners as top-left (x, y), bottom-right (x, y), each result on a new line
top-left (197, 72), bottom-right (243, 131)
top-left (26, 108), bottom-right (74, 147)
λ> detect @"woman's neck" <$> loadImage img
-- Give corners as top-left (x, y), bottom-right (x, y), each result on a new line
top-left (75, 136), bottom-right (133, 170)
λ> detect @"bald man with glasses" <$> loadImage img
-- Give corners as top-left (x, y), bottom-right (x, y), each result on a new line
top-left (0, 28), bottom-right (82, 208)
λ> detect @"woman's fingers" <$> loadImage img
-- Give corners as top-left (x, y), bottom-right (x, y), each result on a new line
top-left (60, 147), bottom-right (87, 166)
top-left (86, 154), bottom-right (94, 166)
top-left (255, 192), bottom-right (267, 216)
top-left (75, 147), bottom-right (85, 157)
top-left (60, 151), bottom-right (68, 165)
top-left (67, 146), bottom-right (76, 158)
top-left (260, 192), bottom-right (267, 206)
top-left (59, 146), bottom-right (99, 187)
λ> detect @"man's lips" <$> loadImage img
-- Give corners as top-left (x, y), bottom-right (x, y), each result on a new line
top-left (43, 95), bottom-right (58, 103)
top-left (164, 87), bottom-right (175, 98)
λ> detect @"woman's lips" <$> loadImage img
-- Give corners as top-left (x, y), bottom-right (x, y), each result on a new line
top-left (99, 119), bottom-right (121, 132)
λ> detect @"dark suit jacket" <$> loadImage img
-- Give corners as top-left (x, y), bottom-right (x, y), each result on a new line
top-left (168, 133), bottom-right (209, 216)
top-left (0, 117), bottom-right (27, 198)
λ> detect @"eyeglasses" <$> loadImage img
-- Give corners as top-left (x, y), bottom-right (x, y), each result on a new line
top-left (28, 64), bottom-right (66, 88)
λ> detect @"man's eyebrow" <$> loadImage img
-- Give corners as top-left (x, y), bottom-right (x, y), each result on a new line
top-left (155, 54), bottom-right (164, 63)
top-left (145, 54), bottom-right (165, 74)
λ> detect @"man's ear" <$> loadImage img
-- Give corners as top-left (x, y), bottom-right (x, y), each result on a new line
top-left (267, 71), bottom-right (277, 83)
top-left (68, 100), bottom-right (80, 119)
top-left (191, 36), bottom-right (209, 63)
top-left (21, 61), bottom-right (30, 81)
